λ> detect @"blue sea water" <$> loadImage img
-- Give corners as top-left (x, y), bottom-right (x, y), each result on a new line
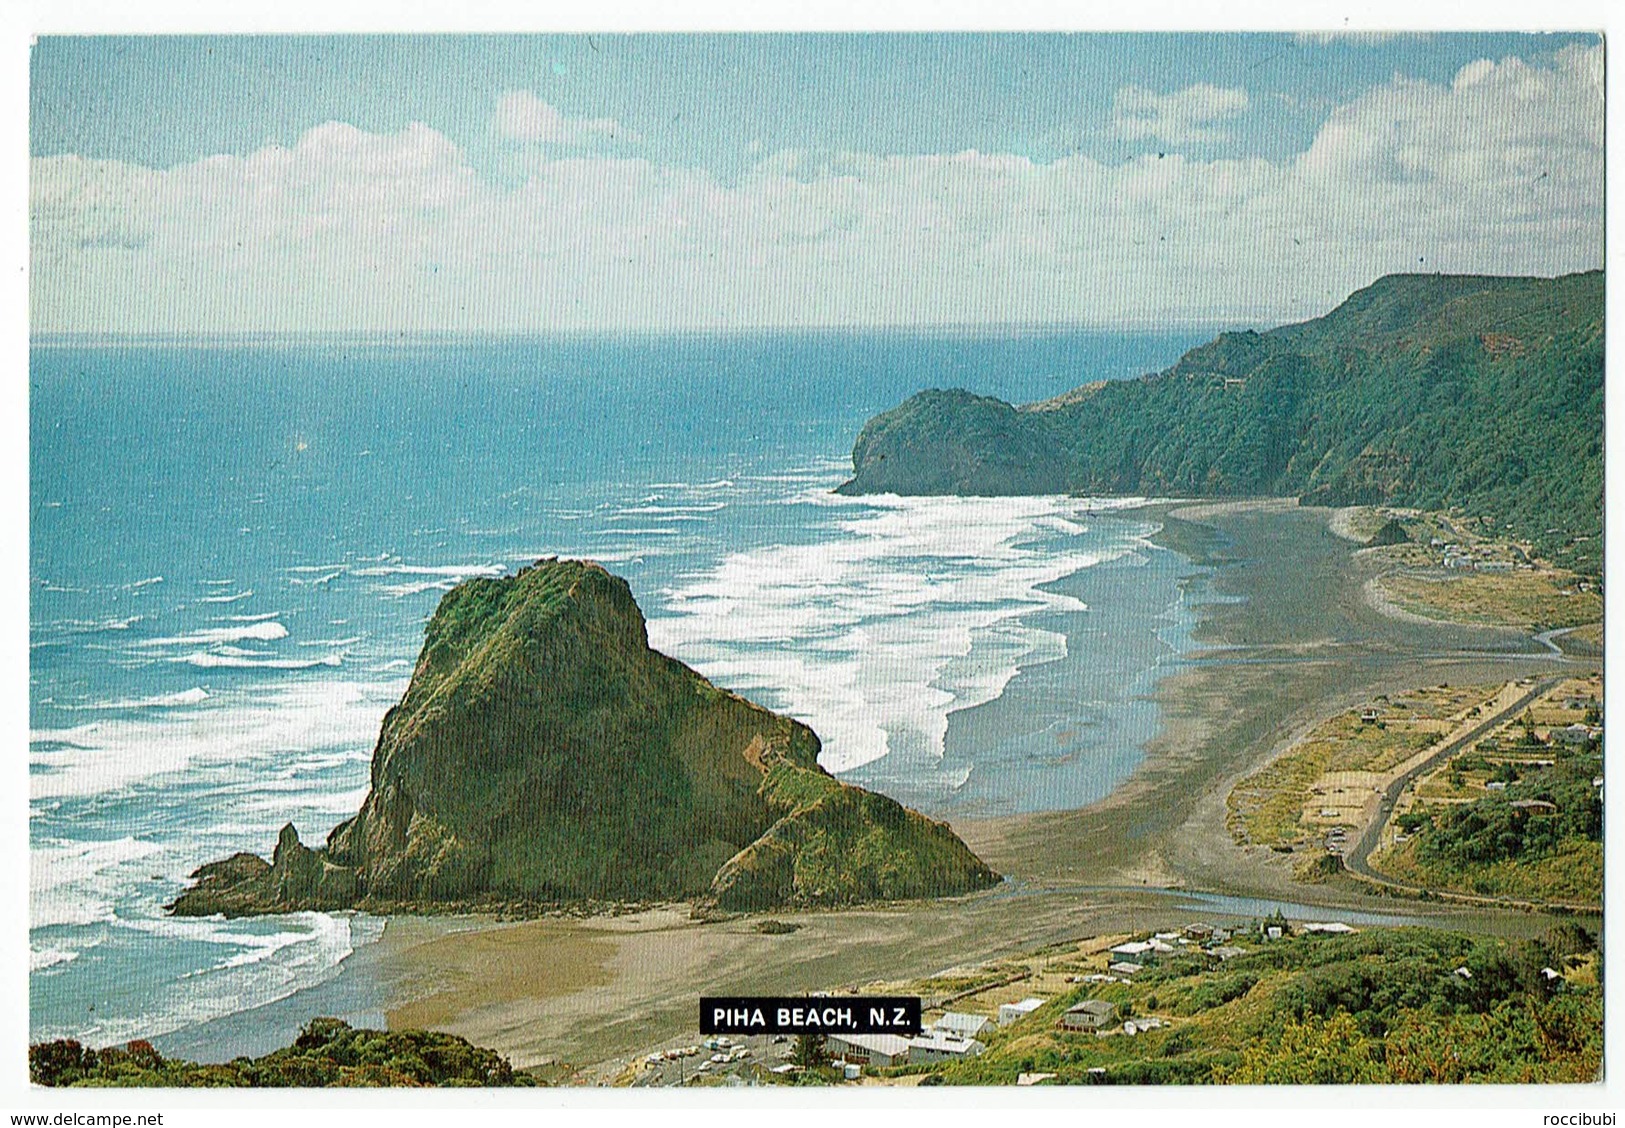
top-left (30, 328), bottom-right (1211, 1048)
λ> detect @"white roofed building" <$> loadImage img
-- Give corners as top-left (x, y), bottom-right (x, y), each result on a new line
top-left (825, 1033), bottom-right (911, 1067)
top-left (998, 998), bottom-right (1047, 1026)
top-left (906, 1030), bottom-right (985, 1062)
top-left (932, 1012), bottom-right (994, 1040)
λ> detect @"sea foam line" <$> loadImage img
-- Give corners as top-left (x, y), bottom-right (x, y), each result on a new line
top-left (647, 493), bottom-right (1128, 776)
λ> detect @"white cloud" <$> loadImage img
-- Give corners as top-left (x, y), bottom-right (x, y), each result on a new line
top-left (490, 90), bottom-right (636, 146)
top-left (1111, 83), bottom-right (1251, 145)
top-left (30, 44), bottom-right (1603, 334)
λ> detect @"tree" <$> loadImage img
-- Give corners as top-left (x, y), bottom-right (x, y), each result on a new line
top-left (791, 1034), bottom-right (830, 1069)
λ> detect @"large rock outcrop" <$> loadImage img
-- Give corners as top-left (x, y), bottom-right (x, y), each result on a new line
top-left (171, 559), bottom-right (997, 915)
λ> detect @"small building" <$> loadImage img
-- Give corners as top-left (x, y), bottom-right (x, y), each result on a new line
top-left (998, 998), bottom-right (1047, 1026)
top-left (1183, 922), bottom-right (1215, 940)
top-left (932, 1012), bottom-right (994, 1040)
top-left (1454, 966), bottom-right (1473, 980)
top-left (1108, 961), bottom-right (1143, 977)
top-left (1109, 940), bottom-right (1155, 958)
top-left (1211, 946), bottom-right (1247, 961)
top-left (1553, 724), bottom-right (1600, 746)
top-left (825, 1033), bottom-right (911, 1067)
top-left (1485, 781), bottom-right (1508, 792)
top-left (906, 1030), bottom-right (984, 1063)
top-left (1360, 709), bottom-right (1381, 724)
top-left (1060, 1000), bottom-right (1119, 1031)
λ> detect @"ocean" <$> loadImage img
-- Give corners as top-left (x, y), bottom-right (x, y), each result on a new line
top-left (29, 328), bottom-right (1212, 1051)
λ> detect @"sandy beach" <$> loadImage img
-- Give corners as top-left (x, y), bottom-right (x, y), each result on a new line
top-left (362, 498), bottom-right (1591, 1074)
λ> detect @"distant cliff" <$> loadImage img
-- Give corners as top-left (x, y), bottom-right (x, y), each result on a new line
top-left (839, 271), bottom-right (1603, 573)
top-left (171, 560), bottom-right (997, 916)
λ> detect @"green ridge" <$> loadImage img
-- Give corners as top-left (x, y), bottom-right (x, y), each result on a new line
top-left (839, 271), bottom-right (1603, 573)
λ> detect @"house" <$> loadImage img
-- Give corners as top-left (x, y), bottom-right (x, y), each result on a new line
top-left (998, 998), bottom-right (1047, 1026)
top-left (1360, 709), bottom-right (1381, 724)
top-left (1183, 922), bottom-right (1215, 940)
top-left (1211, 946), bottom-right (1247, 961)
top-left (932, 1012), bottom-right (994, 1040)
top-left (906, 1030), bottom-right (985, 1062)
top-left (825, 1033), bottom-right (911, 1067)
top-left (1109, 940), bottom-right (1155, 958)
top-left (1108, 961), bottom-right (1143, 977)
top-left (1485, 781), bottom-right (1508, 792)
top-left (1265, 926), bottom-right (1284, 941)
top-left (1553, 724), bottom-right (1600, 746)
top-left (1060, 1000), bottom-right (1119, 1031)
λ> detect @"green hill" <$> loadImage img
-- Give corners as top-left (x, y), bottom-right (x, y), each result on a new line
top-left (171, 560), bottom-right (997, 915)
top-left (839, 271), bottom-right (1602, 573)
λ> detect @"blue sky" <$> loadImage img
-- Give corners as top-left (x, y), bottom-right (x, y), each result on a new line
top-left (29, 32), bottom-right (1606, 333)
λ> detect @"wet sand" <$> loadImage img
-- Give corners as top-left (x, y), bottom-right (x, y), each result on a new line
top-left (370, 499), bottom-right (1592, 1073)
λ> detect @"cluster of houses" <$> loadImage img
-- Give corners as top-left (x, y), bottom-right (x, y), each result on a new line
top-left (1431, 538), bottom-right (1519, 572)
top-left (826, 1003), bottom-right (1045, 1069)
top-left (828, 918), bottom-right (1370, 1075)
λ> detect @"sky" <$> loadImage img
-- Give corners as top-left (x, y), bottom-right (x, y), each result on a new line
top-left (28, 31), bottom-right (1606, 334)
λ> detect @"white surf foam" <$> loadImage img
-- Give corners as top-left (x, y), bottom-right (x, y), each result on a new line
top-left (647, 493), bottom-right (1132, 775)
top-left (30, 680), bottom-right (400, 801)
top-left (67, 687), bottom-right (211, 711)
top-left (172, 652), bottom-right (341, 670)
top-left (142, 621), bottom-right (289, 647)
top-left (199, 590), bottom-right (254, 604)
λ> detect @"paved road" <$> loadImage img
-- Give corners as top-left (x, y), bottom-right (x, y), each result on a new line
top-left (1340, 675), bottom-right (1574, 908)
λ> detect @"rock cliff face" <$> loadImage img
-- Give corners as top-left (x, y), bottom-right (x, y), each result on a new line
top-left (171, 559), bottom-right (997, 916)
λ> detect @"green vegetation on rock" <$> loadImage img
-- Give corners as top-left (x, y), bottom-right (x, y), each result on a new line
top-left (170, 559), bottom-right (997, 916)
top-left (840, 272), bottom-right (1602, 573)
top-left (29, 1018), bottom-right (532, 1088)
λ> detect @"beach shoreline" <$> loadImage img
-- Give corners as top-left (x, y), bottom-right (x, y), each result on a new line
top-left (341, 497), bottom-right (1590, 1075)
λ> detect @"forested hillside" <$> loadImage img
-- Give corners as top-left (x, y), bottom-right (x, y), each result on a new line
top-left (841, 272), bottom-right (1602, 573)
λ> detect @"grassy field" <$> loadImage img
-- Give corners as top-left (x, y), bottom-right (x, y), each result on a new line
top-left (1378, 836), bottom-right (1602, 904)
top-left (1227, 683), bottom-right (1503, 850)
top-left (1377, 571), bottom-right (1600, 632)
